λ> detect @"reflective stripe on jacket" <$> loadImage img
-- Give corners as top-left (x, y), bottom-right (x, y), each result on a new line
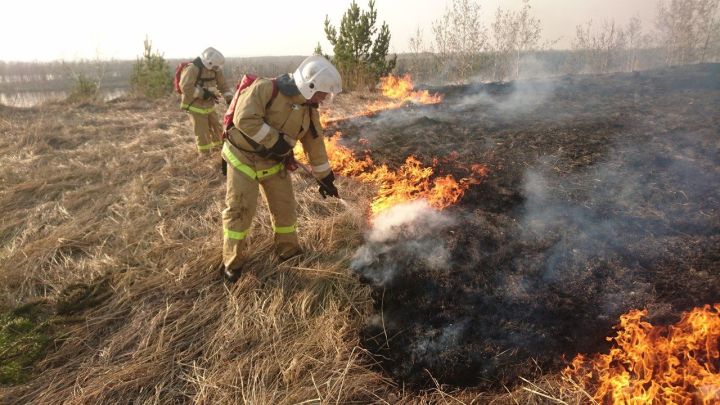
top-left (179, 63), bottom-right (229, 110)
top-left (228, 78), bottom-right (332, 179)
top-left (222, 143), bottom-right (284, 181)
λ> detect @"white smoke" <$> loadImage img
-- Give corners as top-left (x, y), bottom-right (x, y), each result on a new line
top-left (517, 132), bottom-right (720, 316)
top-left (451, 77), bottom-right (558, 116)
top-left (351, 200), bottom-right (456, 286)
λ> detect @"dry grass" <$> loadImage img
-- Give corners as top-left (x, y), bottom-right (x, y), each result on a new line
top-left (0, 95), bottom-right (586, 403)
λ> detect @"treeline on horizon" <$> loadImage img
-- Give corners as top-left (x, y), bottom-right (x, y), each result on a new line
top-left (0, 48), bottom-right (686, 95)
top-left (1, 0), bottom-right (718, 94)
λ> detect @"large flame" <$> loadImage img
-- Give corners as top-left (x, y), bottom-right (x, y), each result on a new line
top-left (305, 74), bottom-right (482, 215)
top-left (323, 134), bottom-right (486, 214)
top-left (563, 304), bottom-right (720, 404)
top-left (320, 74), bottom-right (444, 127)
top-left (366, 74), bottom-right (443, 114)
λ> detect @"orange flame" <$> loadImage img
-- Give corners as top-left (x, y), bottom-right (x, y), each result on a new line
top-left (319, 74), bottom-right (443, 126)
top-left (366, 74), bottom-right (443, 114)
top-left (563, 304), bottom-right (720, 404)
top-left (305, 74), bottom-right (482, 215)
top-left (323, 134), bottom-right (487, 214)
top-left (379, 74), bottom-right (443, 104)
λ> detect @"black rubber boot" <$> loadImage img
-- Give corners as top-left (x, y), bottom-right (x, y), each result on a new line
top-left (220, 158), bottom-right (227, 176)
top-left (219, 263), bottom-right (241, 283)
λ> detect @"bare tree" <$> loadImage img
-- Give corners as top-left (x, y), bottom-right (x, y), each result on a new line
top-left (490, 7), bottom-right (516, 81)
top-left (625, 16), bottom-right (648, 71)
top-left (432, 0), bottom-right (487, 83)
top-left (572, 19), bottom-right (627, 74)
top-left (432, 11), bottom-right (452, 62)
top-left (513, 0), bottom-right (543, 78)
top-left (656, 0), bottom-right (720, 64)
top-left (697, 0), bottom-right (720, 62)
top-left (408, 26), bottom-right (429, 80)
top-left (489, 0), bottom-right (542, 81)
top-left (710, 13), bottom-right (720, 60)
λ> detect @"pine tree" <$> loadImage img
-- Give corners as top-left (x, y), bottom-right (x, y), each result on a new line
top-left (129, 37), bottom-right (172, 99)
top-left (324, 0), bottom-right (396, 89)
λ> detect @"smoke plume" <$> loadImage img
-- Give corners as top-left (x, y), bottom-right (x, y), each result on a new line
top-left (351, 200), bottom-right (455, 286)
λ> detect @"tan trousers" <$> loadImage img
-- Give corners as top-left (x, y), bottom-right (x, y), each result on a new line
top-left (222, 148), bottom-right (299, 271)
top-left (188, 111), bottom-right (223, 153)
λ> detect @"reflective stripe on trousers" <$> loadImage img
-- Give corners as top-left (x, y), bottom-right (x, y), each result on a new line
top-left (224, 228), bottom-right (248, 240)
top-left (221, 142), bottom-right (284, 181)
top-left (273, 223), bottom-right (297, 234)
top-left (198, 140), bottom-right (223, 151)
top-left (181, 104), bottom-right (215, 114)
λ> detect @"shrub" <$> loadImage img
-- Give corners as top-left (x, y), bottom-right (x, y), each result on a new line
top-left (0, 303), bottom-right (52, 385)
top-left (67, 73), bottom-right (100, 102)
top-left (130, 37), bottom-right (172, 99)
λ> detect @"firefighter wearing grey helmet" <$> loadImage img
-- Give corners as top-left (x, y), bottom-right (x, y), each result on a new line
top-left (201, 47), bottom-right (225, 71)
top-left (179, 47), bottom-right (234, 154)
top-left (293, 55), bottom-right (342, 100)
top-left (218, 55), bottom-right (342, 282)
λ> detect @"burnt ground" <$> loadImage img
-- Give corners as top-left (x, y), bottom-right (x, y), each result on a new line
top-left (329, 64), bottom-right (720, 389)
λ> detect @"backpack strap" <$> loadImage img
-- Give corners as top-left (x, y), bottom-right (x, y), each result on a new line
top-left (192, 57), bottom-right (214, 86)
top-left (237, 79), bottom-right (279, 150)
top-left (225, 79), bottom-right (279, 153)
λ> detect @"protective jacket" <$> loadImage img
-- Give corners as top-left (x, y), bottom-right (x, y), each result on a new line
top-left (179, 58), bottom-right (230, 114)
top-left (221, 74), bottom-right (332, 271)
top-left (224, 75), bottom-right (331, 180)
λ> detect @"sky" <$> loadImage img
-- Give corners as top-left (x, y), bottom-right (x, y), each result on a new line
top-left (2, 0), bottom-right (659, 62)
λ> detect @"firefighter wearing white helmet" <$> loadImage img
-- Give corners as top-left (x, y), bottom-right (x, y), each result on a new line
top-left (179, 47), bottom-right (234, 153)
top-left (219, 55), bottom-right (342, 282)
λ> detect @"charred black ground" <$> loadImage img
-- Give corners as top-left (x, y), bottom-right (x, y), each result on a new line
top-left (329, 64), bottom-right (720, 389)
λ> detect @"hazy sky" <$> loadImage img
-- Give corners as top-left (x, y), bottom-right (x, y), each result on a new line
top-left (3, 0), bottom-right (659, 62)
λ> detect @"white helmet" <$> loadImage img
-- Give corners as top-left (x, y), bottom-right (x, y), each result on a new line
top-left (200, 47), bottom-right (225, 70)
top-left (293, 55), bottom-right (342, 99)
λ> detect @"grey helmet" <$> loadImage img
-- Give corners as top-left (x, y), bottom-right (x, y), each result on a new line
top-left (200, 47), bottom-right (225, 71)
top-left (293, 55), bottom-right (342, 99)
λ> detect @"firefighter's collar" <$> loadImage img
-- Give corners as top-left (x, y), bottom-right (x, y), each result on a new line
top-left (276, 73), bottom-right (302, 97)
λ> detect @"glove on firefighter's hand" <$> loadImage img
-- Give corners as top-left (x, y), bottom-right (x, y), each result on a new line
top-left (283, 154), bottom-right (299, 172)
top-left (208, 87), bottom-right (223, 102)
top-left (260, 134), bottom-right (292, 162)
top-left (318, 172), bottom-right (339, 199)
top-left (202, 88), bottom-right (214, 100)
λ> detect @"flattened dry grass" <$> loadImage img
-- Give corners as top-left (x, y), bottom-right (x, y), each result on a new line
top-left (0, 97), bottom-right (585, 404)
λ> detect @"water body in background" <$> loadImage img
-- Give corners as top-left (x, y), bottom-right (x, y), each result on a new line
top-left (0, 87), bottom-right (128, 107)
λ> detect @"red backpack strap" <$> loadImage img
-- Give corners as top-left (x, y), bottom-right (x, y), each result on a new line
top-left (173, 61), bottom-right (190, 94)
top-left (223, 77), bottom-right (280, 141)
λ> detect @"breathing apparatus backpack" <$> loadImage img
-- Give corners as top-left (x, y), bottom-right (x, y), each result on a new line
top-left (219, 75), bottom-right (279, 177)
top-left (222, 74), bottom-right (278, 139)
top-left (173, 58), bottom-right (206, 94)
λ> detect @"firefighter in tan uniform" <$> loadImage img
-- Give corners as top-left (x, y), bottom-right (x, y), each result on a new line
top-left (179, 47), bottom-right (233, 153)
top-left (219, 56), bottom-right (342, 281)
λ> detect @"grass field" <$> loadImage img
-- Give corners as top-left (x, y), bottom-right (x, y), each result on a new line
top-left (1, 64), bottom-right (718, 403)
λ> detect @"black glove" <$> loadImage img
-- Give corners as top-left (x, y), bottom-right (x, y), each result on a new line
top-left (283, 154), bottom-right (298, 172)
top-left (220, 158), bottom-right (227, 176)
top-left (259, 135), bottom-right (292, 162)
top-left (202, 88), bottom-right (213, 100)
top-left (318, 172), bottom-right (339, 199)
